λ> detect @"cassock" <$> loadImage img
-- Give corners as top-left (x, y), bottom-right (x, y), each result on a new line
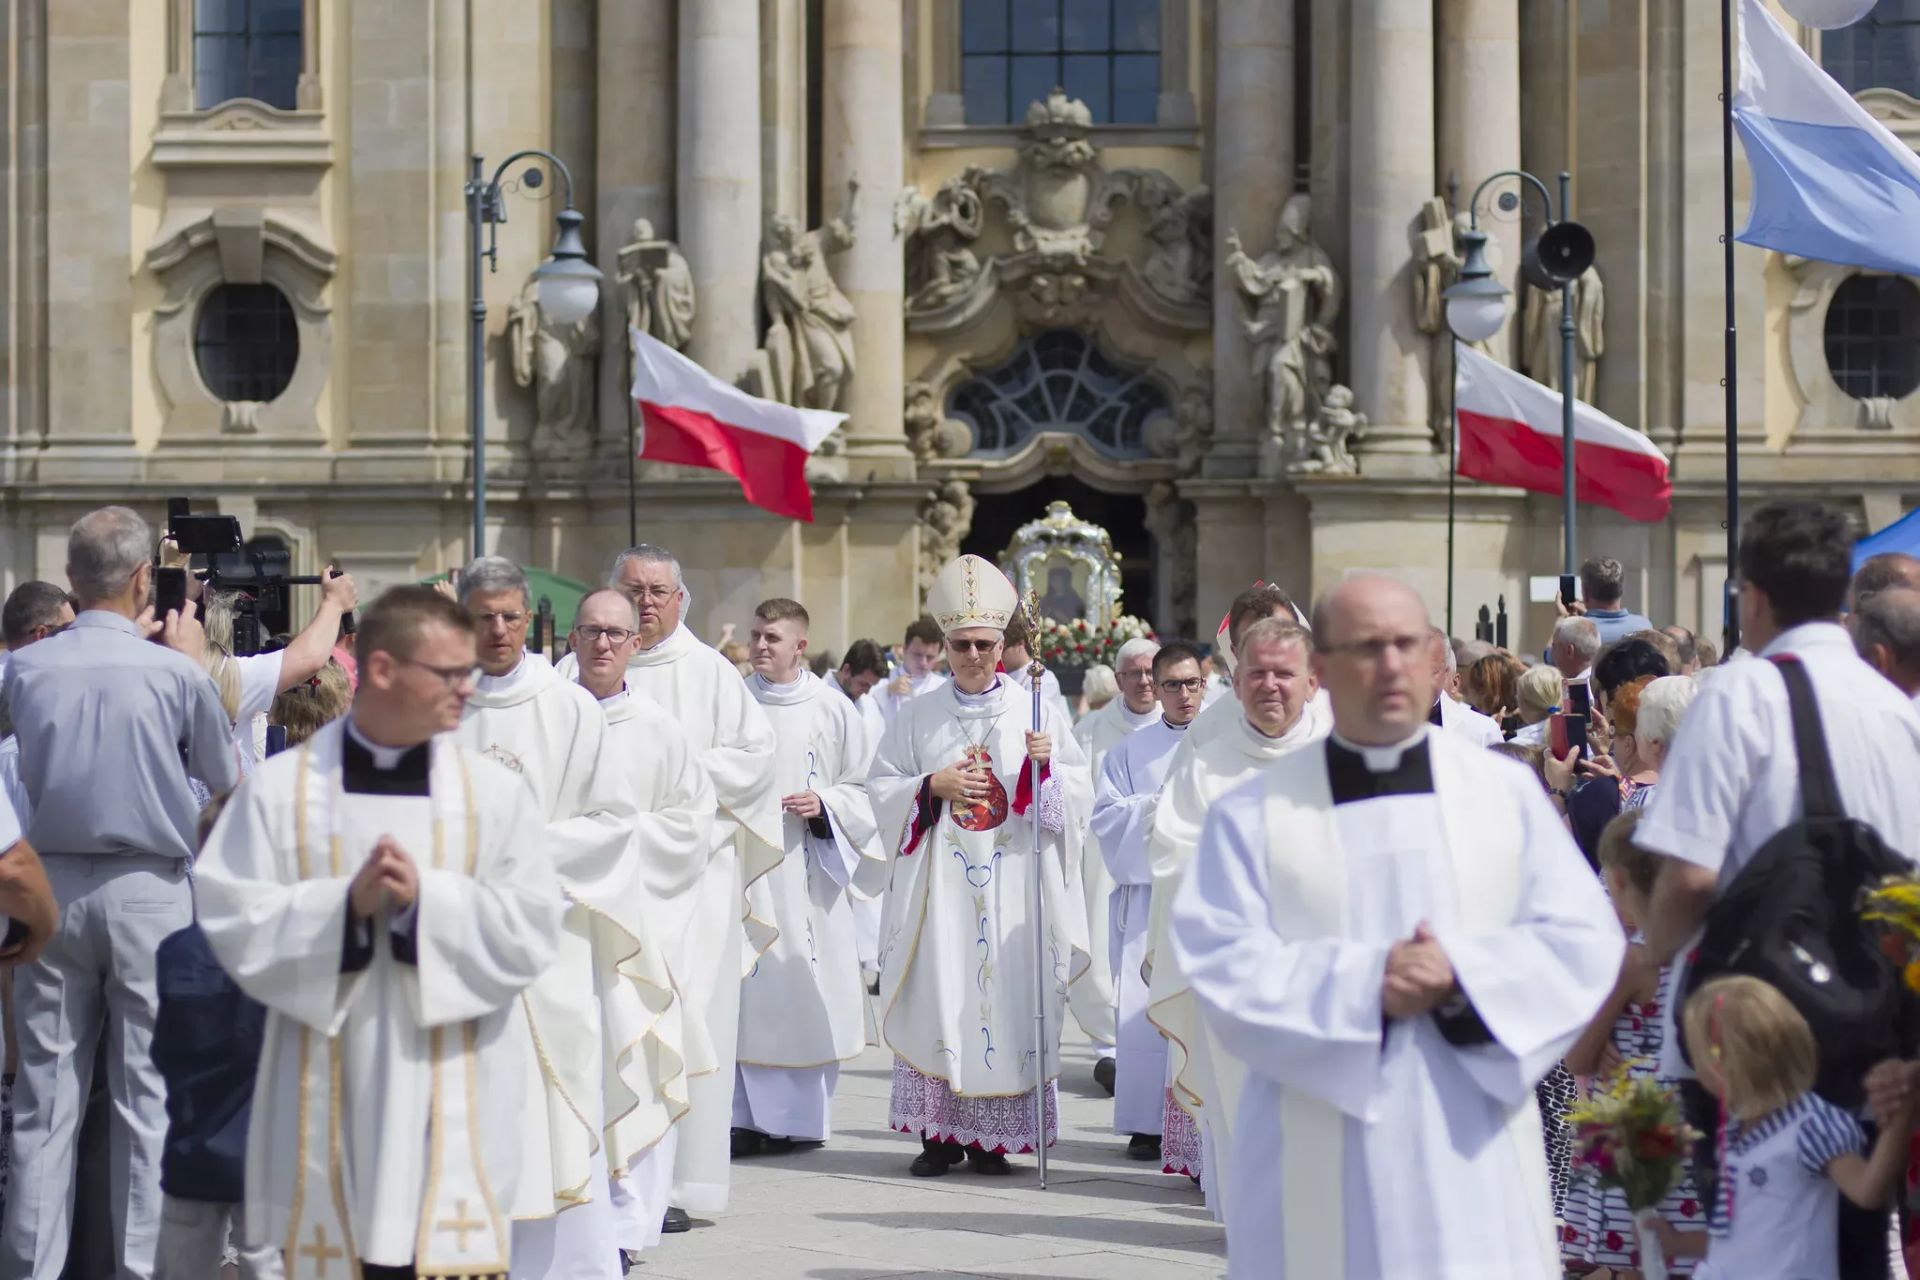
top-left (1144, 708), bottom-right (1327, 1198)
top-left (868, 675), bottom-right (1093, 1153)
top-left (595, 681), bottom-right (713, 1253)
top-left (1088, 717), bottom-right (1189, 1137)
top-left (559, 625), bottom-right (779, 1212)
top-left (736, 670), bottom-right (884, 1141)
top-left (196, 719), bottom-right (565, 1279)
top-left (1068, 699), bottom-right (1161, 1062)
top-left (1169, 727), bottom-right (1623, 1279)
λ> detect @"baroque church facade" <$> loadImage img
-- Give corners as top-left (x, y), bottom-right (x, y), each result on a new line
top-left (3, 0), bottom-right (1919, 651)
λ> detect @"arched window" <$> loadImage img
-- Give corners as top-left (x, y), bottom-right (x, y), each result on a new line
top-left (961, 0), bottom-right (1161, 126)
top-left (947, 329), bottom-right (1169, 459)
top-left (1821, 1), bottom-right (1920, 99)
top-left (1824, 274), bottom-right (1920, 400)
top-left (195, 0), bottom-right (303, 110)
top-left (195, 283), bottom-right (300, 402)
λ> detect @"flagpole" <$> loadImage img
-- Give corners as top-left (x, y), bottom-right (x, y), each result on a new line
top-left (1559, 171), bottom-right (1578, 598)
top-left (1721, 0), bottom-right (1743, 652)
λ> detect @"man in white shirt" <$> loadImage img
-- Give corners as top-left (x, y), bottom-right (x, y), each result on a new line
top-left (1853, 587), bottom-right (1920, 708)
top-left (860, 617), bottom-right (947, 742)
top-left (1549, 615), bottom-right (1599, 687)
top-left (223, 569), bottom-right (359, 773)
top-left (1426, 629), bottom-right (1503, 746)
top-left (1002, 614), bottom-right (1074, 726)
top-left (0, 583), bottom-right (75, 824)
top-left (830, 640), bottom-right (889, 708)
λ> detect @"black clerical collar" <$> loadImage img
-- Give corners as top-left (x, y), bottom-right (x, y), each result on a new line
top-left (1326, 733), bottom-right (1435, 805)
top-left (342, 720), bottom-right (430, 795)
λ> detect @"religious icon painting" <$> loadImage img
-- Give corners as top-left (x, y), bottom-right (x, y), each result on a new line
top-left (953, 744), bottom-right (1009, 832)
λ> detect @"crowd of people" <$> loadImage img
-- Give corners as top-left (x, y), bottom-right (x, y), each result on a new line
top-left (0, 497), bottom-right (1914, 1279)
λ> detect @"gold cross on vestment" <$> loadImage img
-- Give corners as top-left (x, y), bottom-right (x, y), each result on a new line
top-left (437, 1198), bottom-right (488, 1252)
top-left (298, 1224), bottom-right (344, 1276)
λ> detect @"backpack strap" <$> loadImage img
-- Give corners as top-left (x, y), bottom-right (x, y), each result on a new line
top-left (1771, 654), bottom-right (1844, 821)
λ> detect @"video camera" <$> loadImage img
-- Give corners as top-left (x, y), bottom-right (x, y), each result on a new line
top-left (162, 498), bottom-right (352, 657)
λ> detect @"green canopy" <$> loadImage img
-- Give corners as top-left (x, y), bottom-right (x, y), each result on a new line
top-left (423, 566), bottom-right (592, 640)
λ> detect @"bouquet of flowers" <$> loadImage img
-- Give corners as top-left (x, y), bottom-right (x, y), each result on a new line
top-left (1861, 875), bottom-right (1920, 995)
top-left (1033, 615), bottom-right (1157, 669)
top-left (1567, 1064), bottom-right (1700, 1280)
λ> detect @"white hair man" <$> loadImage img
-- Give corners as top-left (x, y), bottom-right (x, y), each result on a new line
top-left (557, 544), bottom-right (779, 1229)
top-left (1068, 635), bottom-right (1161, 1091)
top-left (1171, 574), bottom-right (1621, 1276)
top-left (1427, 627), bottom-right (1503, 746)
top-left (3, 506), bottom-right (238, 1280)
top-left (1855, 586), bottom-right (1920, 708)
top-left (1549, 615), bottom-right (1601, 685)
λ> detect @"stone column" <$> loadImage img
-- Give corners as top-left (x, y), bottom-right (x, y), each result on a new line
top-left (677, 0), bottom-right (761, 383)
top-left (1309, 0), bottom-right (1351, 277)
top-left (822, 0), bottom-right (909, 466)
top-left (1438, 0), bottom-right (1521, 360)
top-left (1209, 0), bottom-right (1294, 476)
top-left (1349, 0), bottom-right (1435, 454)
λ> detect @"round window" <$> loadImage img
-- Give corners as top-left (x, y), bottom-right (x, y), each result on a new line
top-left (194, 282), bottom-right (299, 403)
top-left (1824, 274), bottom-right (1920, 401)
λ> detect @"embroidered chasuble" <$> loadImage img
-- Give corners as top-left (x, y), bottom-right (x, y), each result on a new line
top-left (457, 653), bottom-right (661, 1214)
top-left (868, 675), bottom-right (1093, 1153)
top-left (195, 719), bottom-right (565, 1278)
top-left (1143, 709), bottom-right (1327, 1192)
top-left (1168, 728), bottom-right (1623, 1280)
top-left (1068, 699), bottom-right (1161, 1056)
top-left (736, 670), bottom-right (885, 1139)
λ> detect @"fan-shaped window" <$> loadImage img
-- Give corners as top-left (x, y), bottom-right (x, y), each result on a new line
top-left (1824, 274), bottom-right (1920, 400)
top-left (195, 283), bottom-right (300, 402)
top-left (1821, 1), bottom-right (1920, 99)
top-left (947, 329), bottom-right (1169, 459)
top-left (961, 0), bottom-right (1160, 126)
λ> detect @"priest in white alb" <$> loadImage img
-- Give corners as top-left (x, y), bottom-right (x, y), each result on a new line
top-left (1088, 640), bottom-right (1206, 1163)
top-left (734, 598), bottom-right (884, 1152)
top-left (1188, 584), bottom-right (1330, 743)
top-left (869, 555), bottom-right (1093, 1176)
top-left (452, 558), bottom-right (650, 1280)
top-left (1001, 614), bottom-right (1074, 726)
top-left (1143, 618), bottom-right (1327, 1204)
top-left (1068, 636), bottom-right (1161, 1092)
top-left (196, 586), bottom-right (565, 1280)
top-left (559, 544), bottom-right (780, 1225)
top-left (563, 587), bottom-right (709, 1262)
top-left (1169, 575), bottom-right (1623, 1279)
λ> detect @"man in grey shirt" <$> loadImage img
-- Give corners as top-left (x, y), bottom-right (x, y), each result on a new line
top-left (2, 505), bottom-right (237, 1280)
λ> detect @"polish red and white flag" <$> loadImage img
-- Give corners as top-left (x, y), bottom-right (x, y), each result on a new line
top-left (629, 327), bottom-right (846, 522)
top-left (1454, 344), bottom-right (1672, 522)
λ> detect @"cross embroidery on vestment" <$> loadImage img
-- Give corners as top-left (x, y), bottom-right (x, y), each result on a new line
top-left (437, 1197), bottom-right (488, 1252)
top-left (298, 1224), bottom-right (344, 1276)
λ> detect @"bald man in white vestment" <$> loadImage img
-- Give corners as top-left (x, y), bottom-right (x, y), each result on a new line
top-left (1170, 576), bottom-right (1621, 1279)
top-left (196, 587), bottom-right (565, 1280)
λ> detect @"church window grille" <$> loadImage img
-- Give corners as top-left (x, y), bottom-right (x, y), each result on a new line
top-left (960, 0), bottom-right (1161, 126)
top-left (1824, 273), bottom-right (1920, 401)
top-left (194, 0), bottom-right (303, 111)
top-left (194, 284), bottom-right (301, 403)
top-left (947, 329), bottom-right (1169, 459)
top-left (1821, 1), bottom-right (1920, 100)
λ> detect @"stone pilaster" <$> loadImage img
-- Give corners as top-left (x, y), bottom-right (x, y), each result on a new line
top-left (1309, 0), bottom-right (1350, 283)
top-left (677, 0), bottom-right (761, 383)
top-left (1438, 0), bottom-right (1520, 360)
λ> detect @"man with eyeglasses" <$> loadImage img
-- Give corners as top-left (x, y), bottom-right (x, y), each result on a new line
top-left (1089, 641), bottom-right (1206, 1165)
top-left (0, 581), bottom-right (76, 824)
top-left (556, 543), bottom-right (778, 1229)
top-left (452, 556), bottom-right (651, 1279)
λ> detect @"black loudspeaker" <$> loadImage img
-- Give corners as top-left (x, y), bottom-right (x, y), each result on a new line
top-left (1521, 220), bottom-right (1597, 290)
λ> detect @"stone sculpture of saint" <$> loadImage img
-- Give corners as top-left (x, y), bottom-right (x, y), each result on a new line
top-left (617, 218), bottom-right (697, 351)
top-left (507, 276), bottom-right (599, 461)
top-left (1521, 265), bottom-right (1606, 403)
top-left (761, 189), bottom-right (858, 411)
top-left (1224, 195), bottom-right (1342, 453)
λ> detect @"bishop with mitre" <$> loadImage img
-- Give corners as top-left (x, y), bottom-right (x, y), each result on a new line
top-left (869, 555), bottom-right (1092, 1177)
top-left (196, 586), bottom-right (565, 1280)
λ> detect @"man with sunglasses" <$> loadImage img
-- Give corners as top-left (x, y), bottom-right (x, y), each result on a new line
top-left (1089, 641), bottom-right (1207, 1165)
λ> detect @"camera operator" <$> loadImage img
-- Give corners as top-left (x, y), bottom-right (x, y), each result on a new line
top-left (1, 505), bottom-right (239, 1280)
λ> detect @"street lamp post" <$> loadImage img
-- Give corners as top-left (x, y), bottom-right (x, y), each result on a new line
top-left (466, 151), bottom-right (604, 559)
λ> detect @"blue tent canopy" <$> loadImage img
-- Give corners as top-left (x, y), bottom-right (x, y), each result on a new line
top-left (1854, 508), bottom-right (1920, 573)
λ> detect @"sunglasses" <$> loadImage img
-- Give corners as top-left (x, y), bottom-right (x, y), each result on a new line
top-left (948, 638), bottom-right (999, 654)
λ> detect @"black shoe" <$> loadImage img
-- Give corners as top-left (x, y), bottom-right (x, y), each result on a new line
top-left (909, 1138), bottom-right (965, 1177)
top-left (661, 1205), bottom-right (692, 1234)
top-left (620, 1247), bottom-right (639, 1274)
top-left (966, 1148), bottom-right (1013, 1176)
top-left (731, 1126), bottom-right (766, 1158)
top-left (1093, 1056), bottom-right (1117, 1096)
top-left (1127, 1134), bottom-right (1162, 1162)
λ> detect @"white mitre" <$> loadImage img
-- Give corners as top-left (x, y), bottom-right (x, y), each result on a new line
top-left (926, 553), bottom-right (1018, 635)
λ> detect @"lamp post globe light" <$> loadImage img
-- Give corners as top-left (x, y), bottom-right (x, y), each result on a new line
top-left (466, 151), bottom-right (604, 558)
top-left (1780, 0), bottom-right (1876, 27)
top-left (1443, 229), bottom-right (1510, 345)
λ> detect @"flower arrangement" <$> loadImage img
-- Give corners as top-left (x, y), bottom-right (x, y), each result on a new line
top-left (1861, 875), bottom-right (1920, 995)
top-left (1034, 615), bottom-right (1157, 669)
top-left (1567, 1063), bottom-right (1701, 1280)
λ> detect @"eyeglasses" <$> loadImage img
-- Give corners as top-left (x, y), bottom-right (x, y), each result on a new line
top-left (1157, 678), bottom-right (1205, 694)
top-left (1320, 634), bottom-right (1429, 663)
top-left (1117, 670), bottom-right (1155, 684)
top-left (470, 610), bottom-right (525, 627)
top-left (623, 584), bottom-right (679, 603)
top-left (398, 658), bottom-right (482, 689)
top-left (574, 625), bottom-right (636, 646)
top-left (948, 638), bottom-right (998, 654)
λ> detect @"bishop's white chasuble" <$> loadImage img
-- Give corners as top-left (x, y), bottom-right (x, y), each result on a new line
top-left (1169, 728), bottom-right (1623, 1280)
top-left (735, 670), bottom-right (885, 1140)
top-left (1068, 699), bottom-right (1160, 1059)
top-left (196, 720), bottom-right (565, 1278)
top-left (868, 676), bottom-right (1092, 1153)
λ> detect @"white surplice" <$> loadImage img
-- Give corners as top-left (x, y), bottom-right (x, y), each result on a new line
top-left (1069, 699), bottom-right (1160, 1061)
top-left (1169, 728), bottom-right (1623, 1280)
top-left (195, 721), bottom-right (565, 1276)
top-left (1144, 707), bottom-right (1328, 1195)
top-left (735, 670), bottom-right (885, 1141)
top-left (868, 676), bottom-right (1092, 1153)
top-left (1088, 717), bottom-right (1189, 1136)
top-left (559, 625), bottom-right (780, 1212)
top-left (1432, 693), bottom-right (1504, 746)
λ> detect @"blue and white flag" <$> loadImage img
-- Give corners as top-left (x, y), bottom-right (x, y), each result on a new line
top-left (1735, 0), bottom-right (1920, 275)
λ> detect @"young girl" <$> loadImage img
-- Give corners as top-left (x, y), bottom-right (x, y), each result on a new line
top-left (1671, 976), bottom-right (1914, 1279)
top-left (1560, 810), bottom-right (1705, 1277)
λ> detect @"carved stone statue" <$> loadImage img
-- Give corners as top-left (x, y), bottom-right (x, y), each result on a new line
top-left (1413, 197), bottom-right (1505, 438)
top-left (903, 380), bottom-right (971, 462)
top-left (899, 173), bottom-right (986, 314)
top-left (760, 193), bottom-right (858, 411)
top-left (917, 480), bottom-right (976, 598)
top-left (1296, 384), bottom-right (1367, 474)
top-left (1139, 184), bottom-right (1212, 305)
top-left (618, 218), bottom-right (697, 351)
top-left (1521, 265), bottom-right (1605, 403)
top-left (507, 276), bottom-right (599, 463)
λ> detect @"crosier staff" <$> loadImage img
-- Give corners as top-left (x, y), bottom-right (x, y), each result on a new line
top-left (1019, 591), bottom-right (1051, 1189)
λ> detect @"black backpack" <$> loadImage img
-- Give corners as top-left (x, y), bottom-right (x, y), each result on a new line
top-left (1681, 655), bottom-right (1915, 1107)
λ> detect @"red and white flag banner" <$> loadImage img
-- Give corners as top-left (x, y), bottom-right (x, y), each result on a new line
top-left (1454, 344), bottom-right (1672, 523)
top-left (629, 328), bottom-right (846, 523)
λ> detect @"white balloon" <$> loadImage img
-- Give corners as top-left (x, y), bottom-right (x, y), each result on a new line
top-left (1779, 0), bottom-right (1879, 30)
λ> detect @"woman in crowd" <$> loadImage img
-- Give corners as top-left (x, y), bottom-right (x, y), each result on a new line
top-left (1462, 651), bottom-right (1526, 729)
top-left (1510, 664), bottom-right (1566, 747)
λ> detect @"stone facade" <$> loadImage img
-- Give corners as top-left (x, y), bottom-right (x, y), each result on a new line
top-left (1, 0), bottom-right (1917, 654)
